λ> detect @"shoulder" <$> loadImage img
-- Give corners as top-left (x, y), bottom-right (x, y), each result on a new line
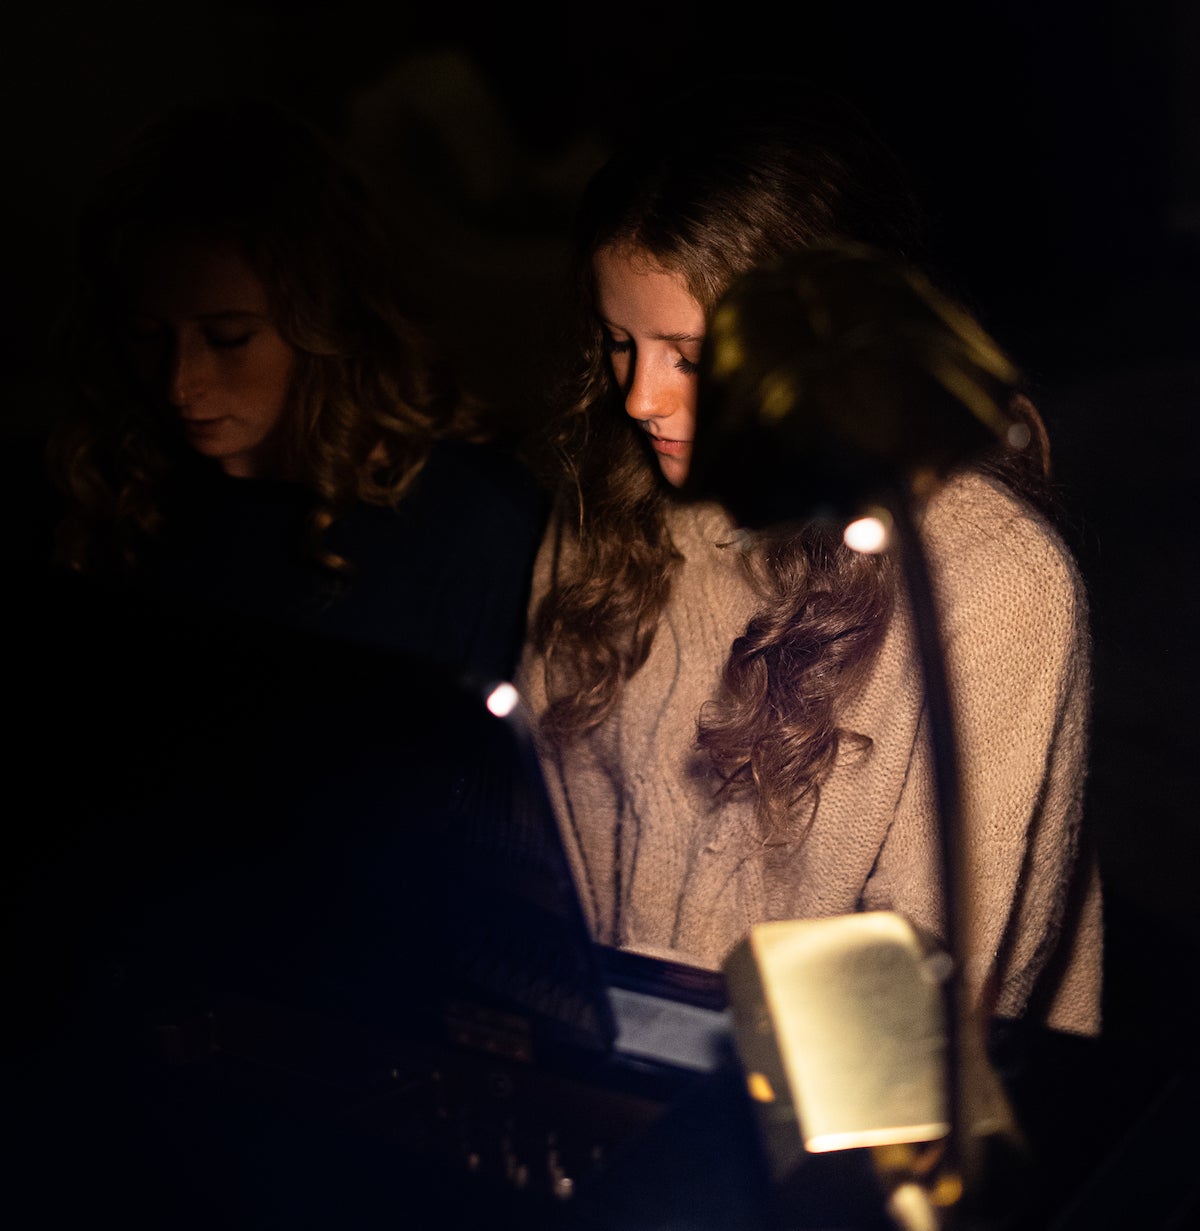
top-left (418, 438), bottom-right (549, 529)
top-left (918, 468), bottom-right (1088, 643)
top-left (665, 499), bottom-right (745, 553)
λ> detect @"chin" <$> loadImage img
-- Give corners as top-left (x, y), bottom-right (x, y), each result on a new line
top-left (658, 457), bottom-right (690, 488)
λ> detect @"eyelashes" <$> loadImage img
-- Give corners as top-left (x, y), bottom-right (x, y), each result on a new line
top-left (603, 335), bottom-right (700, 375)
top-left (122, 322), bottom-right (255, 352)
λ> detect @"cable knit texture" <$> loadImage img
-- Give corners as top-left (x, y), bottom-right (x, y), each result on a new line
top-left (515, 470), bottom-right (1102, 1037)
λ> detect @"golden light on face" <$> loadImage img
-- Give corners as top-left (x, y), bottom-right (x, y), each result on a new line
top-left (593, 244), bottom-right (707, 488)
top-left (126, 238), bottom-right (296, 479)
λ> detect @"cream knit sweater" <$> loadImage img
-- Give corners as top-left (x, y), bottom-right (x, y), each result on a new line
top-left (515, 470), bottom-right (1102, 1037)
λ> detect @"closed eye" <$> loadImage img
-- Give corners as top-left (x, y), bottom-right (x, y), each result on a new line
top-left (207, 332), bottom-right (254, 350)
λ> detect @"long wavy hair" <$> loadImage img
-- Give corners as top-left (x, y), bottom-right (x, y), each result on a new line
top-left (530, 77), bottom-right (1054, 835)
top-left (48, 94), bottom-right (486, 576)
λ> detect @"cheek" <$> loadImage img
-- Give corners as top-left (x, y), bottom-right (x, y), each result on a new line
top-left (265, 351), bottom-right (296, 415)
top-left (680, 382), bottom-right (700, 423)
top-left (241, 340), bottom-right (297, 419)
top-left (665, 372), bottom-right (701, 431)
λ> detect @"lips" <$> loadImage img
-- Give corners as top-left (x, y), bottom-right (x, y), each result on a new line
top-left (647, 435), bottom-right (691, 458)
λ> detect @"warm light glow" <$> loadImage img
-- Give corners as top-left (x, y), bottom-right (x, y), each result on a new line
top-left (486, 682), bottom-right (520, 718)
top-left (886, 1182), bottom-right (941, 1231)
top-left (930, 1172), bottom-right (964, 1207)
top-left (759, 374), bottom-right (797, 423)
top-left (746, 1071), bottom-right (776, 1103)
top-left (843, 512), bottom-right (890, 554)
top-left (806, 1122), bottom-right (949, 1153)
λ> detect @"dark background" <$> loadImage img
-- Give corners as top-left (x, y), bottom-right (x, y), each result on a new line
top-left (3, 1), bottom-right (1199, 1225)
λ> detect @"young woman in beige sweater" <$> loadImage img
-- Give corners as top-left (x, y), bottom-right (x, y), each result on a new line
top-left (516, 76), bottom-right (1100, 1039)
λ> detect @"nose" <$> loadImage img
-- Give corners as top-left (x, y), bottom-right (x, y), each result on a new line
top-left (167, 333), bottom-right (208, 409)
top-left (623, 355), bottom-right (672, 426)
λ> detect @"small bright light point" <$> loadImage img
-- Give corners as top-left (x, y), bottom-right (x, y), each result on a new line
top-left (1007, 421), bottom-right (1032, 450)
top-left (843, 514), bottom-right (890, 554)
top-left (486, 682), bottom-right (520, 718)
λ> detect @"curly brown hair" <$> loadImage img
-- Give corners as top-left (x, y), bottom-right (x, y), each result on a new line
top-left (48, 95), bottom-right (486, 577)
top-left (529, 77), bottom-right (1053, 834)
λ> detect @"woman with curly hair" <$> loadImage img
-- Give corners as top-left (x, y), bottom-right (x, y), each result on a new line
top-left (47, 94), bottom-right (546, 680)
top-left (517, 76), bottom-right (1101, 1039)
top-left (11, 95), bottom-right (554, 1218)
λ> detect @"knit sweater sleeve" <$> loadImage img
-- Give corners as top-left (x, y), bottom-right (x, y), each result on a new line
top-left (512, 510), bottom-right (621, 944)
top-left (860, 472), bottom-right (1101, 1036)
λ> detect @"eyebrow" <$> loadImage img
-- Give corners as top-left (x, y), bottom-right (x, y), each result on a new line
top-left (194, 310), bottom-right (269, 323)
top-left (600, 319), bottom-right (705, 344)
top-left (129, 309), bottom-right (269, 324)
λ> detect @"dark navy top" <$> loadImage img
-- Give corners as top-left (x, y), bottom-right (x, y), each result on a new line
top-left (9, 434), bottom-right (554, 1067)
top-left (141, 437), bottom-right (548, 683)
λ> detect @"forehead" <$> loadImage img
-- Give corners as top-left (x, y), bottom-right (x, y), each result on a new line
top-left (129, 236), bottom-right (271, 319)
top-left (593, 243), bottom-right (705, 337)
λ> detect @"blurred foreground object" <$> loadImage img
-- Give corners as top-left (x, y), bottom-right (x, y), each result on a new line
top-left (725, 914), bottom-right (951, 1162)
top-left (685, 240), bottom-right (1026, 526)
top-left (688, 244), bottom-right (1035, 1229)
top-left (725, 914), bottom-right (1020, 1231)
